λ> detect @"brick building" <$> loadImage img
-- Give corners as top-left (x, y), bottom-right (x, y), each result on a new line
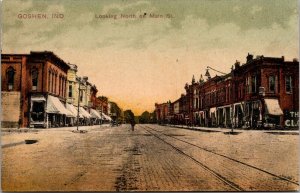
top-left (1, 51), bottom-right (72, 128)
top-left (2, 51), bottom-right (112, 128)
top-left (155, 101), bottom-right (172, 124)
top-left (155, 54), bottom-right (299, 129)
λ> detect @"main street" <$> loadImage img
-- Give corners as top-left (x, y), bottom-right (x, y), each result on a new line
top-left (2, 124), bottom-right (299, 191)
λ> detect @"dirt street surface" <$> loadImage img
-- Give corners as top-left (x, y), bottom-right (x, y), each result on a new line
top-left (1, 124), bottom-right (299, 191)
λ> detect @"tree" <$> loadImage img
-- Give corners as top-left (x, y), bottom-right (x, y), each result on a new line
top-left (150, 110), bottom-right (157, 123)
top-left (139, 111), bottom-right (151, 124)
top-left (109, 101), bottom-right (123, 123)
top-left (124, 110), bottom-right (135, 125)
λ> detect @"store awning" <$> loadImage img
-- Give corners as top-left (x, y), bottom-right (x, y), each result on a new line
top-left (46, 95), bottom-right (74, 117)
top-left (79, 107), bottom-right (92, 119)
top-left (66, 103), bottom-right (83, 118)
top-left (264, 99), bottom-right (283, 116)
top-left (100, 112), bottom-right (112, 121)
top-left (31, 96), bottom-right (46, 102)
top-left (210, 107), bottom-right (216, 114)
top-left (90, 108), bottom-right (101, 119)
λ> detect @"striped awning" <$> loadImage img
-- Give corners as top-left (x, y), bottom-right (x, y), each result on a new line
top-left (47, 95), bottom-right (74, 117)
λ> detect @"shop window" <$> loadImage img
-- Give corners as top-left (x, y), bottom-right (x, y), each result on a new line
top-left (31, 68), bottom-right (38, 91)
top-left (268, 75), bottom-right (275, 93)
top-left (6, 67), bottom-right (15, 90)
top-left (31, 102), bottom-right (45, 122)
top-left (285, 75), bottom-right (292, 93)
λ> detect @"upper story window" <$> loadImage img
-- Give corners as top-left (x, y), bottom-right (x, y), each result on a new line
top-left (31, 68), bottom-right (38, 91)
top-left (80, 90), bottom-right (83, 102)
top-left (6, 67), bottom-right (15, 91)
top-left (251, 75), bottom-right (257, 93)
top-left (51, 72), bottom-right (55, 93)
top-left (268, 75), bottom-right (276, 93)
top-left (48, 71), bottom-right (52, 92)
top-left (68, 83), bottom-right (73, 98)
top-left (285, 75), bottom-right (292, 93)
top-left (54, 73), bottom-right (57, 94)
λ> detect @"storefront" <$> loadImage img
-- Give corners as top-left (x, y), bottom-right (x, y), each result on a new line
top-left (100, 112), bottom-right (112, 123)
top-left (79, 107), bottom-right (92, 125)
top-left (199, 111), bottom-right (205, 126)
top-left (30, 95), bottom-right (47, 128)
top-left (233, 102), bottom-right (244, 128)
top-left (66, 103), bottom-right (83, 126)
top-left (46, 95), bottom-right (74, 128)
top-left (264, 98), bottom-right (283, 128)
top-left (244, 100), bottom-right (262, 128)
top-left (210, 107), bottom-right (217, 127)
top-left (90, 108), bottom-right (102, 125)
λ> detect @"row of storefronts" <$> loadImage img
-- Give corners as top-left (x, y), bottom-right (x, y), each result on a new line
top-left (1, 51), bottom-right (112, 128)
top-left (155, 54), bottom-right (299, 129)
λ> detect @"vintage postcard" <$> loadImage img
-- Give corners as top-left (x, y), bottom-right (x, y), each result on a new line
top-left (1, 0), bottom-right (299, 191)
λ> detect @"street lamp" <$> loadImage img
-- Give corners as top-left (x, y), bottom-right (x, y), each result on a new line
top-left (77, 77), bottom-right (87, 131)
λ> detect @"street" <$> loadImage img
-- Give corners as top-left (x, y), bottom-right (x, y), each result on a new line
top-left (1, 124), bottom-right (299, 191)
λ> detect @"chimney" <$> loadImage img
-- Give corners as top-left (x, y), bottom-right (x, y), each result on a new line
top-left (246, 53), bottom-right (253, 62)
top-left (83, 76), bottom-right (88, 83)
top-left (234, 60), bottom-right (240, 69)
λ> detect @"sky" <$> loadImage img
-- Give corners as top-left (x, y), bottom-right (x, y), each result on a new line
top-left (2, 0), bottom-right (299, 115)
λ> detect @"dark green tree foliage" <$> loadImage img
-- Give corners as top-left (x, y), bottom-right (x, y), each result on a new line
top-left (138, 110), bottom-right (157, 124)
top-left (124, 110), bottom-right (135, 125)
top-left (139, 111), bottom-right (151, 124)
top-left (109, 101), bottom-right (122, 122)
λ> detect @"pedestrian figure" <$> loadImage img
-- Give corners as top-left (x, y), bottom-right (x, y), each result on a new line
top-left (130, 120), bottom-right (135, 131)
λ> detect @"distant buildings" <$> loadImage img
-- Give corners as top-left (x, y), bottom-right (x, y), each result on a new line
top-left (155, 54), bottom-right (299, 129)
top-left (1, 51), bottom-right (111, 128)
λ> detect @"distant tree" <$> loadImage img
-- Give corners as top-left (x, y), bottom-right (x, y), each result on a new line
top-left (110, 101), bottom-right (122, 122)
top-left (150, 110), bottom-right (157, 123)
top-left (139, 111), bottom-right (151, 124)
top-left (124, 110), bottom-right (135, 125)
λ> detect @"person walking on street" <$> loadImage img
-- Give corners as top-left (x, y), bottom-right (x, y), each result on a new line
top-left (130, 119), bottom-right (136, 131)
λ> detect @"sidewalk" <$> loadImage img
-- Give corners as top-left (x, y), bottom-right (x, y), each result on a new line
top-left (165, 124), bottom-right (299, 134)
top-left (1, 124), bottom-right (111, 133)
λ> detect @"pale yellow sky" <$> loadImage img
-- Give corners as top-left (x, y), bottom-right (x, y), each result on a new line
top-left (2, 0), bottom-right (299, 115)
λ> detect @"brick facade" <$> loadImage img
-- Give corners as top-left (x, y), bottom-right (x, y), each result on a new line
top-left (155, 54), bottom-right (299, 128)
top-left (1, 51), bottom-right (69, 127)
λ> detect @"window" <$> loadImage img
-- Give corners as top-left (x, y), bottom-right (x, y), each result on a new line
top-left (31, 68), bottom-right (38, 91)
top-left (31, 102), bottom-right (45, 121)
top-left (251, 75), bottom-right (257, 93)
top-left (80, 90), bottom-right (83, 102)
top-left (58, 76), bottom-right (61, 96)
top-left (54, 74), bottom-right (57, 94)
top-left (69, 84), bottom-right (73, 98)
top-left (60, 77), bottom-right (63, 96)
top-left (269, 75), bottom-right (275, 93)
top-left (285, 75), bottom-right (292, 93)
top-left (7, 67), bottom-right (15, 90)
top-left (48, 71), bottom-right (51, 92)
top-left (51, 72), bottom-right (54, 93)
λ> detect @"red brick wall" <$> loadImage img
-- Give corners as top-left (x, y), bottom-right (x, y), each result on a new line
top-left (45, 61), bottom-right (68, 99)
top-left (1, 57), bottom-right (23, 92)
